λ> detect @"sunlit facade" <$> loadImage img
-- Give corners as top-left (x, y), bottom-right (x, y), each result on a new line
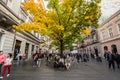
top-left (98, 9), bottom-right (120, 55)
top-left (0, 0), bottom-right (44, 59)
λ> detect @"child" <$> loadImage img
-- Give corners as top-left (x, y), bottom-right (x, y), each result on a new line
top-left (1, 53), bottom-right (13, 79)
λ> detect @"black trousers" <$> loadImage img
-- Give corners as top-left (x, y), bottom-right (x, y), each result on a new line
top-left (116, 61), bottom-right (120, 68)
top-left (0, 64), bottom-right (2, 76)
top-left (108, 61), bottom-right (115, 69)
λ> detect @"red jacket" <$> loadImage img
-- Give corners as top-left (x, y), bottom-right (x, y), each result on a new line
top-left (0, 54), bottom-right (6, 64)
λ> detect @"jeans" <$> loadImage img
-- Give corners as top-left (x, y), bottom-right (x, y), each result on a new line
top-left (33, 60), bottom-right (38, 66)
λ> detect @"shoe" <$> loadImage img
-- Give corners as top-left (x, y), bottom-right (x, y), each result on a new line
top-left (0, 76), bottom-right (3, 79)
top-left (7, 74), bottom-right (10, 77)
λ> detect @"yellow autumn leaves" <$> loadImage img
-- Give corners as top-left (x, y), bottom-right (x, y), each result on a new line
top-left (13, 0), bottom-right (100, 43)
top-left (81, 27), bottom-right (90, 35)
top-left (58, 26), bottom-right (64, 31)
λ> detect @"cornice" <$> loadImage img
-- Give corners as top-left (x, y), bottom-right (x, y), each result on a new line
top-left (99, 10), bottom-right (120, 27)
top-left (0, 1), bottom-right (20, 23)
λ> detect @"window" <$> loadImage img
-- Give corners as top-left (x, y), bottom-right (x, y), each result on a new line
top-left (2, 0), bottom-right (8, 4)
top-left (6, 0), bottom-right (13, 9)
top-left (21, 0), bottom-right (28, 2)
top-left (109, 28), bottom-right (113, 37)
top-left (20, 11), bottom-right (27, 21)
top-left (102, 32), bottom-right (105, 39)
top-left (118, 24), bottom-right (120, 32)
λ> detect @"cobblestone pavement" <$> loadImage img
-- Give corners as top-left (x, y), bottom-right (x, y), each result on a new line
top-left (1, 59), bottom-right (120, 80)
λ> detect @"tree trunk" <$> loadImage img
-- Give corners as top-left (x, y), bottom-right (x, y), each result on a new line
top-left (60, 40), bottom-right (63, 57)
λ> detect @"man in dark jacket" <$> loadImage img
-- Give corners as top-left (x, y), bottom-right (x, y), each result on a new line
top-left (115, 53), bottom-right (120, 69)
top-left (107, 51), bottom-right (115, 70)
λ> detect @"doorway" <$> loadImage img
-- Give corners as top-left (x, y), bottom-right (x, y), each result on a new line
top-left (14, 40), bottom-right (21, 60)
top-left (25, 43), bottom-right (29, 59)
top-left (111, 44), bottom-right (118, 54)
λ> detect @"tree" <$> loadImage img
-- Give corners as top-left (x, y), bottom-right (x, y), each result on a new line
top-left (13, 0), bottom-right (101, 55)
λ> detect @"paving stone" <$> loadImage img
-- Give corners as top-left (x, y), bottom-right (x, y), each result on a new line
top-left (1, 59), bottom-right (120, 80)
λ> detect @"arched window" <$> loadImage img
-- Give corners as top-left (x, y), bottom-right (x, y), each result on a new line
top-left (111, 44), bottom-right (118, 54)
top-left (104, 46), bottom-right (108, 51)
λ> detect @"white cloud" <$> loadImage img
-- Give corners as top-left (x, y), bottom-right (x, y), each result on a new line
top-left (100, 0), bottom-right (120, 23)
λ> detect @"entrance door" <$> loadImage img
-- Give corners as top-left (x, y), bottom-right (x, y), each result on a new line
top-left (31, 45), bottom-right (34, 54)
top-left (25, 43), bottom-right (29, 59)
top-left (111, 44), bottom-right (118, 54)
top-left (104, 46), bottom-right (108, 51)
top-left (94, 47), bottom-right (98, 57)
top-left (14, 40), bottom-right (21, 60)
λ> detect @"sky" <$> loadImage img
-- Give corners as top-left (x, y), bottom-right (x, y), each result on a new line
top-left (43, 0), bottom-right (120, 23)
top-left (100, 0), bottom-right (120, 23)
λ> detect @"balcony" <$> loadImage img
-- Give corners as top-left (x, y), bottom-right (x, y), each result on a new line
top-left (91, 39), bottom-right (99, 44)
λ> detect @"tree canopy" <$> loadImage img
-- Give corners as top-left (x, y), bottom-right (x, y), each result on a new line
top-left (13, 0), bottom-right (101, 54)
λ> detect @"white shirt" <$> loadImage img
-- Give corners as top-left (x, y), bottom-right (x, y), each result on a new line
top-left (59, 58), bottom-right (64, 63)
top-left (16, 53), bottom-right (22, 60)
top-left (4, 58), bottom-right (13, 65)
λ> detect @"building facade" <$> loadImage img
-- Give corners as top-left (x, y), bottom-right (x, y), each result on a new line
top-left (0, 0), bottom-right (44, 59)
top-left (79, 29), bottom-right (101, 57)
top-left (98, 10), bottom-right (120, 55)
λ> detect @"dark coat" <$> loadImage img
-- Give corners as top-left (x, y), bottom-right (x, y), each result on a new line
top-left (107, 54), bottom-right (115, 61)
top-left (115, 54), bottom-right (120, 62)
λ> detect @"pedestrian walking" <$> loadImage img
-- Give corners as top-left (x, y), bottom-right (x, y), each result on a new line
top-left (22, 53), bottom-right (27, 61)
top-left (37, 53), bottom-right (43, 67)
top-left (1, 53), bottom-right (13, 79)
top-left (104, 51), bottom-right (108, 60)
top-left (0, 51), bottom-right (6, 79)
top-left (107, 51), bottom-right (116, 70)
top-left (76, 54), bottom-right (80, 63)
top-left (97, 53), bottom-right (102, 62)
top-left (16, 51), bottom-right (22, 64)
top-left (65, 55), bottom-right (71, 70)
top-left (33, 53), bottom-right (39, 67)
top-left (115, 53), bottom-right (120, 69)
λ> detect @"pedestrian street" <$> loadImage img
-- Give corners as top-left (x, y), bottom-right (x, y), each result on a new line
top-left (1, 59), bottom-right (120, 80)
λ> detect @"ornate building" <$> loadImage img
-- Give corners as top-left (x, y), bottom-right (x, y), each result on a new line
top-left (98, 9), bottom-right (120, 55)
top-left (0, 0), bottom-right (44, 59)
top-left (79, 29), bottom-right (101, 57)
